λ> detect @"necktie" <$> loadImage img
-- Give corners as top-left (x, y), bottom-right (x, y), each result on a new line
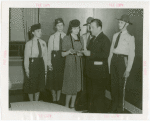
top-left (37, 39), bottom-right (42, 57)
top-left (114, 32), bottom-right (122, 49)
top-left (87, 36), bottom-right (95, 50)
top-left (59, 33), bottom-right (62, 50)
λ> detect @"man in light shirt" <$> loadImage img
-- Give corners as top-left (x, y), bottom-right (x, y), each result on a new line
top-left (82, 17), bottom-right (94, 50)
top-left (108, 14), bottom-right (135, 113)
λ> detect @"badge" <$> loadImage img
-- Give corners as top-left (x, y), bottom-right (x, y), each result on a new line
top-left (54, 54), bottom-right (56, 57)
top-left (42, 43), bottom-right (45, 47)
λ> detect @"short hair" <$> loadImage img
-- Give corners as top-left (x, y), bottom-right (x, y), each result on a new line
top-left (91, 19), bottom-right (102, 28)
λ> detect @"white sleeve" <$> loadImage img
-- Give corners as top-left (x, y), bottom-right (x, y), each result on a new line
top-left (108, 34), bottom-right (115, 72)
top-left (24, 42), bottom-right (30, 73)
top-left (47, 35), bottom-right (54, 66)
top-left (43, 42), bottom-right (48, 72)
top-left (126, 36), bottom-right (135, 72)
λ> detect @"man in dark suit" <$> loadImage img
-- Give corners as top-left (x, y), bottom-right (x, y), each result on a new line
top-left (82, 19), bottom-right (110, 113)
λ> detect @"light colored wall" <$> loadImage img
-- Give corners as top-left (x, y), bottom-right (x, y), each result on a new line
top-left (39, 8), bottom-right (93, 42)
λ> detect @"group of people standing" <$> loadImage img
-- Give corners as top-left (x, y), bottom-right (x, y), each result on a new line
top-left (24, 14), bottom-right (135, 113)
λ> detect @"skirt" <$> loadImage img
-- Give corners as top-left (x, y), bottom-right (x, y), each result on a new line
top-left (24, 57), bottom-right (45, 94)
top-left (46, 51), bottom-right (65, 91)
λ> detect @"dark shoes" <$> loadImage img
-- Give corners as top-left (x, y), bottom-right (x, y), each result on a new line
top-left (52, 101), bottom-right (59, 104)
top-left (82, 110), bottom-right (92, 113)
top-left (70, 107), bottom-right (75, 109)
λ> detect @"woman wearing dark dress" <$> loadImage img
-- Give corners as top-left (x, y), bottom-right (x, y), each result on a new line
top-left (62, 19), bottom-right (84, 109)
top-left (24, 23), bottom-right (47, 101)
top-left (46, 18), bottom-right (66, 103)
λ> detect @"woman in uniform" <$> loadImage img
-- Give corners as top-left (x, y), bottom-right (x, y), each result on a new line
top-left (46, 18), bottom-right (66, 104)
top-left (24, 23), bottom-right (47, 101)
top-left (61, 19), bottom-right (84, 109)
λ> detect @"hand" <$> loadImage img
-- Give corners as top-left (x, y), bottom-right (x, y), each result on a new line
top-left (77, 52), bottom-right (83, 56)
top-left (48, 64), bottom-right (53, 71)
top-left (82, 50), bottom-right (91, 56)
top-left (26, 71), bottom-right (29, 78)
top-left (69, 48), bottom-right (76, 54)
top-left (45, 71), bottom-right (47, 75)
top-left (123, 71), bottom-right (130, 79)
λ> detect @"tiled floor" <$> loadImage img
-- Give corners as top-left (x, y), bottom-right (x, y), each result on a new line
top-left (9, 89), bottom-right (131, 113)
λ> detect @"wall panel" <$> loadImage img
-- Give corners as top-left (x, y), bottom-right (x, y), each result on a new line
top-left (39, 8), bottom-right (93, 42)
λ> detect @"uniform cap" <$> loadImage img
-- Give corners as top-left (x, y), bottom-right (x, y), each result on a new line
top-left (116, 14), bottom-right (132, 25)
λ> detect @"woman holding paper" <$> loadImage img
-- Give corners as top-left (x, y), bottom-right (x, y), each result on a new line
top-left (61, 19), bottom-right (84, 109)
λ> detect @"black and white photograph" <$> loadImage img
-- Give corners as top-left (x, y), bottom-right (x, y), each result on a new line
top-left (1, 1), bottom-right (149, 120)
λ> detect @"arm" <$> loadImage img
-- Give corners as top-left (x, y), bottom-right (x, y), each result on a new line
top-left (47, 35), bottom-right (53, 67)
top-left (108, 35), bottom-right (115, 71)
top-left (24, 42), bottom-right (30, 76)
top-left (82, 34), bottom-right (87, 50)
top-left (61, 36), bottom-right (71, 57)
top-left (89, 38), bottom-right (111, 61)
top-left (43, 42), bottom-right (48, 72)
top-left (62, 51), bottom-right (70, 57)
top-left (126, 36), bottom-right (135, 72)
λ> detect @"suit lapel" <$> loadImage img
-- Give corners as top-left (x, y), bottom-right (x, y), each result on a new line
top-left (90, 32), bottom-right (104, 49)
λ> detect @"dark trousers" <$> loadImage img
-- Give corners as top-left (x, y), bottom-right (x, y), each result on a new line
top-left (110, 54), bottom-right (126, 112)
top-left (87, 77), bottom-right (106, 113)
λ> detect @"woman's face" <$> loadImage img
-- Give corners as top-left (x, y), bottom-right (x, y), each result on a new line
top-left (72, 26), bottom-right (80, 35)
top-left (56, 23), bottom-right (64, 32)
top-left (32, 29), bottom-right (42, 38)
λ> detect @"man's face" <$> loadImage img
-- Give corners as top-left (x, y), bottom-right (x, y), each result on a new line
top-left (32, 29), bottom-right (42, 38)
top-left (87, 24), bottom-right (91, 32)
top-left (118, 20), bottom-right (128, 30)
top-left (90, 22), bottom-right (100, 36)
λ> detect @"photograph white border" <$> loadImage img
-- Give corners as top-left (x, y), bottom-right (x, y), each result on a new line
top-left (1, 1), bottom-right (149, 120)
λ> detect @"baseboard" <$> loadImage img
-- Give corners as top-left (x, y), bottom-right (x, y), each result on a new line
top-left (105, 90), bottom-right (142, 114)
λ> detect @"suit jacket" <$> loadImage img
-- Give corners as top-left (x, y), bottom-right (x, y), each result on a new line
top-left (85, 32), bottom-right (110, 79)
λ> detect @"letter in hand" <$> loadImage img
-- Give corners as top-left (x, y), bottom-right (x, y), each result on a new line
top-left (69, 48), bottom-right (76, 54)
top-left (77, 50), bottom-right (83, 56)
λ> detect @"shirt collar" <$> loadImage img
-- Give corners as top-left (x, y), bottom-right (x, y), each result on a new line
top-left (56, 31), bottom-right (64, 35)
top-left (33, 37), bottom-right (39, 41)
top-left (95, 31), bottom-right (102, 38)
top-left (120, 30), bottom-right (128, 34)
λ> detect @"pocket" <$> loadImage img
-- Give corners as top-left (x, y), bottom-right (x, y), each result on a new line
top-left (94, 61), bottom-right (103, 65)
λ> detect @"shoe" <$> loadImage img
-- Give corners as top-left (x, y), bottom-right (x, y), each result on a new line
top-left (53, 101), bottom-right (57, 104)
top-left (70, 107), bottom-right (75, 109)
top-left (82, 110), bottom-right (90, 113)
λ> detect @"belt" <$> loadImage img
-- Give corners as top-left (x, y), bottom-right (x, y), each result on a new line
top-left (52, 50), bottom-right (61, 52)
top-left (113, 53), bottom-right (128, 57)
top-left (69, 53), bottom-right (77, 55)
